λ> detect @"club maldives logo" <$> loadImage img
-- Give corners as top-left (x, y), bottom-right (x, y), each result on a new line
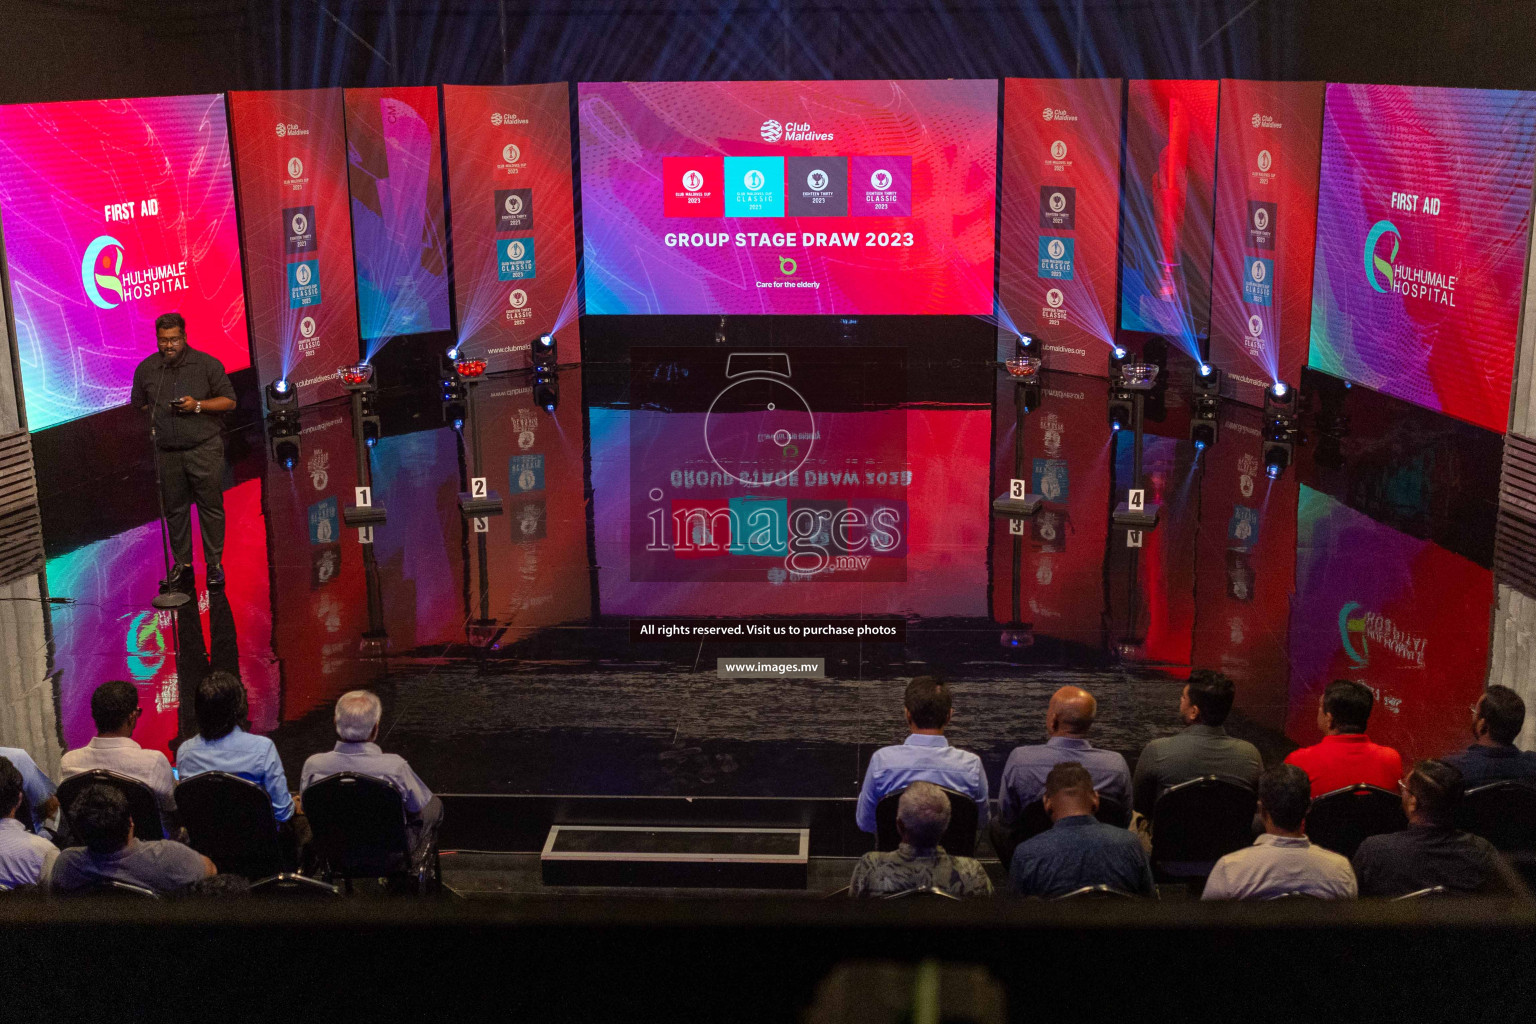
top-left (490, 111), bottom-right (529, 126)
top-left (82, 235), bottom-right (188, 309)
top-left (1363, 219), bottom-right (1401, 293)
top-left (759, 119), bottom-right (833, 142)
top-left (1042, 107), bottom-right (1078, 122)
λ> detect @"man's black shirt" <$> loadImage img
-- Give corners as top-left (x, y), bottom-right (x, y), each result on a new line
top-left (130, 347), bottom-right (236, 451)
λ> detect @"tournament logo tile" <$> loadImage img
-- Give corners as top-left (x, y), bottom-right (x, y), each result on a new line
top-left (785, 156), bottom-right (847, 217)
top-left (283, 205), bottom-right (317, 255)
top-left (287, 259), bottom-right (321, 308)
top-left (662, 156), bottom-right (724, 217)
top-left (1037, 236), bottom-right (1075, 280)
top-left (509, 499), bottom-right (547, 543)
top-left (848, 156), bottom-right (912, 217)
top-left (723, 156), bottom-right (785, 217)
top-left (498, 237), bottom-right (536, 281)
top-left (495, 189), bottom-right (533, 233)
top-left (1247, 200), bottom-right (1276, 251)
top-left (1242, 256), bottom-right (1274, 306)
top-left (509, 453), bottom-right (545, 493)
top-left (1039, 186), bottom-right (1076, 230)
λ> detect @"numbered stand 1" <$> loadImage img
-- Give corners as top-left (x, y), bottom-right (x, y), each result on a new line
top-left (343, 485), bottom-right (388, 526)
top-left (342, 382), bottom-right (387, 525)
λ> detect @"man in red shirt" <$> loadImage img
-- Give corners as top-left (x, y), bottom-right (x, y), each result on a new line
top-left (1285, 680), bottom-right (1403, 796)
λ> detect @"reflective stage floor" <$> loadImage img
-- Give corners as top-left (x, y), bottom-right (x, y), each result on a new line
top-left (9, 318), bottom-right (1507, 812)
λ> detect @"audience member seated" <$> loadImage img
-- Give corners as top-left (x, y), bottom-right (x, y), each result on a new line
top-left (1132, 670), bottom-right (1262, 818)
top-left (60, 680), bottom-right (177, 824)
top-left (0, 756), bottom-right (58, 887)
top-left (1284, 680), bottom-right (1403, 796)
top-left (1009, 763), bottom-right (1155, 898)
top-left (49, 784), bottom-right (214, 894)
top-left (177, 671), bottom-right (298, 825)
top-left (1202, 765), bottom-right (1356, 900)
top-left (997, 686), bottom-right (1130, 830)
top-left (1353, 760), bottom-right (1526, 897)
top-left (300, 690), bottom-right (442, 862)
top-left (1442, 686), bottom-right (1536, 786)
top-left (849, 781), bottom-right (993, 897)
top-left (0, 744), bottom-right (58, 828)
top-left (855, 677), bottom-right (989, 834)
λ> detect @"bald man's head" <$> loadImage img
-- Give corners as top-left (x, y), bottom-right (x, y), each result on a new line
top-left (1047, 686), bottom-right (1097, 737)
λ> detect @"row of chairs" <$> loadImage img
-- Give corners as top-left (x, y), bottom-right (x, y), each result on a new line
top-left (873, 776), bottom-right (1536, 883)
top-left (47, 769), bottom-right (439, 893)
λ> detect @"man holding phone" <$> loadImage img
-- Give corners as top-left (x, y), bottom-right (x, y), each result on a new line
top-left (130, 312), bottom-right (237, 592)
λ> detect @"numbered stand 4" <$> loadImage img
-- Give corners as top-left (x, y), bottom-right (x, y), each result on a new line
top-left (1110, 388), bottom-right (1159, 527)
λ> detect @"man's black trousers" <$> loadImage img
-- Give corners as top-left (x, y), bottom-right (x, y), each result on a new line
top-left (157, 436), bottom-right (226, 568)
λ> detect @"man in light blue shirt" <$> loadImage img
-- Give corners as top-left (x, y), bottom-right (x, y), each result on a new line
top-left (855, 677), bottom-right (989, 834)
top-left (0, 756), bottom-right (57, 887)
top-left (997, 686), bottom-right (1131, 825)
top-left (0, 746), bottom-right (58, 829)
top-left (301, 690), bottom-right (441, 861)
top-left (176, 672), bottom-right (295, 823)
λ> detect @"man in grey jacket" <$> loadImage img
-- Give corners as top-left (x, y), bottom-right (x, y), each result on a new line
top-left (1132, 670), bottom-right (1262, 819)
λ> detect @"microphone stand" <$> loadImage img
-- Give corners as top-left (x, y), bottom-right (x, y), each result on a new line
top-left (149, 369), bottom-right (191, 611)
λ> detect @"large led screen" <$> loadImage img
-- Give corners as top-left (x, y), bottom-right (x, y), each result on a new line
top-left (1309, 83), bottom-right (1536, 433)
top-left (344, 87), bottom-right (451, 342)
top-left (578, 80), bottom-right (997, 315)
top-left (0, 95), bottom-right (250, 431)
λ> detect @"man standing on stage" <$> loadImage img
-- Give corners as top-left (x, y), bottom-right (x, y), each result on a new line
top-left (130, 312), bottom-right (237, 592)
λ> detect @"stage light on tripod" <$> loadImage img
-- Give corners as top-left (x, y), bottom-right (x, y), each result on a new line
top-left (1271, 380), bottom-right (1288, 399)
top-left (265, 378), bottom-right (298, 415)
top-left (1191, 422), bottom-right (1216, 451)
top-left (446, 345), bottom-right (461, 362)
top-left (267, 378), bottom-right (293, 398)
top-left (1109, 345), bottom-right (1130, 380)
top-left (1263, 440), bottom-right (1292, 479)
top-left (532, 333), bottom-right (557, 369)
top-left (533, 369), bottom-right (559, 413)
top-left (1199, 363), bottom-right (1213, 378)
top-left (1016, 333), bottom-right (1040, 357)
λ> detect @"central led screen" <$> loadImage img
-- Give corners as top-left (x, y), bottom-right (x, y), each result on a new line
top-left (577, 80), bottom-right (997, 315)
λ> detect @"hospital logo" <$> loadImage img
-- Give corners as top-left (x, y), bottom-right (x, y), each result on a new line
top-left (1364, 219), bottom-right (1401, 293)
top-left (760, 119), bottom-right (783, 143)
top-left (82, 235), bottom-right (126, 309)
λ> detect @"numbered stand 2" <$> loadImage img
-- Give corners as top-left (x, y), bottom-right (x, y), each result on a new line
top-left (992, 476), bottom-right (1043, 517)
top-left (458, 475), bottom-right (503, 517)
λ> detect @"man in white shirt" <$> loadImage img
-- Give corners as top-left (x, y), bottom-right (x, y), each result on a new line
top-left (0, 756), bottom-right (57, 887)
top-left (1203, 764), bottom-right (1357, 900)
top-left (301, 690), bottom-right (441, 861)
top-left (60, 681), bottom-right (176, 827)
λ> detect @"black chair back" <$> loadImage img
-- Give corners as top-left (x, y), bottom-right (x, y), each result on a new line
top-left (1051, 885), bottom-right (1139, 901)
top-left (57, 770), bottom-right (164, 842)
top-left (883, 886), bottom-right (961, 901)
top-left (176, 772), bottom-right (285, 879)
top-left (875, 786), bottom-right (979, 857)
top-left (249, 873), bottom-right (343, 898)
top-left (1306, 783), bottom-right (1407, 859)
top-left (68, 879), bottom-right (160, 899)
top-left (1150, 776), bottom-right (1257, 881)
top-left (1458, 780), bottom-right (1536, 851)
top-left (303, 772), bottom-right (412, 879)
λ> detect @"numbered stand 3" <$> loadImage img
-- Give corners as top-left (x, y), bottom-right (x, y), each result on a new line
top-left (991, 381), bottom-right (1044, 517)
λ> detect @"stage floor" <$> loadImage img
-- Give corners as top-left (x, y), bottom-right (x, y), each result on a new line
top-left (15, 320), bottom-right (1507, 805)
